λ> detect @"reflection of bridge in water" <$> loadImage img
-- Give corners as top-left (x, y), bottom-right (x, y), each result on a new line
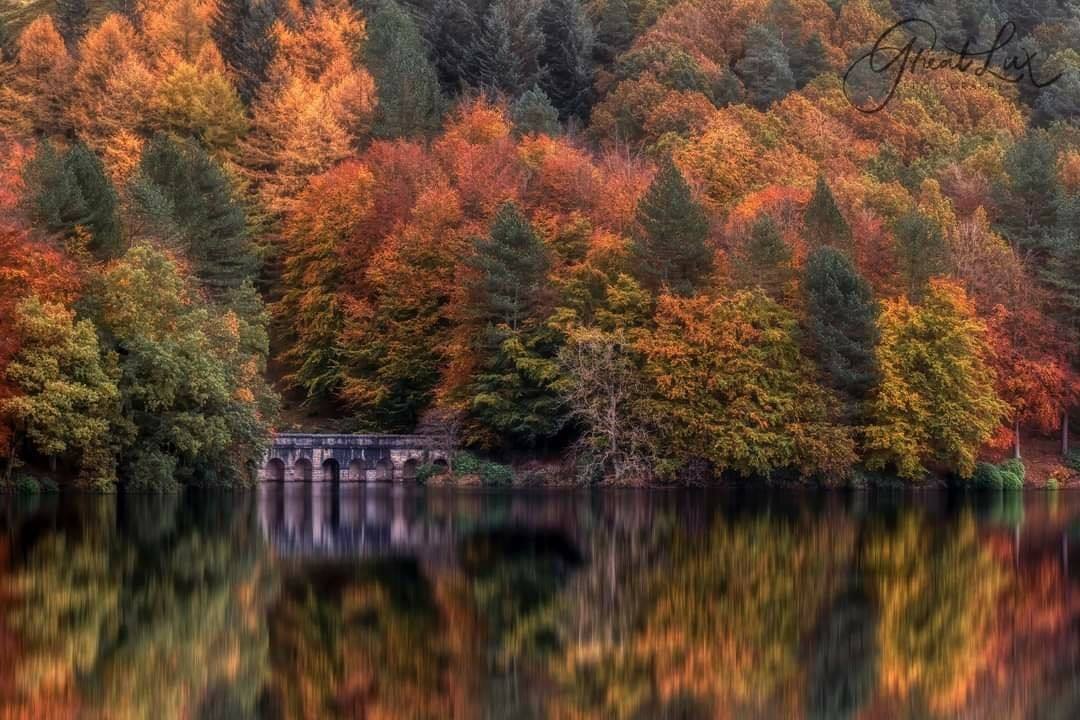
top-left (259, 485), bottom-right (1080, 575)
top-left (258, 484), bottom-right (460, 560)
top-left (258, 483), bottom-right (715, 563)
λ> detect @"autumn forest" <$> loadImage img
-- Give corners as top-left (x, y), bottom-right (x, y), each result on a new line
top-left (1, 0), bottom-right (1079, 489)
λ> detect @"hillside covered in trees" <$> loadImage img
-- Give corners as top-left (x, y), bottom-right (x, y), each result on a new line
top-left (0, 0), bottom-right (1078, 489)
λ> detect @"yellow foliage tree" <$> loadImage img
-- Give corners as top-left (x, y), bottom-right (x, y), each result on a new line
top-left (638, 290), bottom-right (855, 479)
top-left (864, 279), bottom-right (1006, 479)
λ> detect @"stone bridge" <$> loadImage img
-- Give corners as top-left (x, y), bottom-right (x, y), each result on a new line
top-left (261, 433), bottom-right (446, 483)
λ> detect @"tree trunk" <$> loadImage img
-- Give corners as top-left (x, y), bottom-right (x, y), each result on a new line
top-left (3, 431), bottom-right (18, 484)
top-left (1064, 411), bottom-right (1070, 457)
top-left (1014, 418), bottom-right (1021, 459)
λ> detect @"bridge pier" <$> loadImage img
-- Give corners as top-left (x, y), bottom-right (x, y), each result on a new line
top-left (261, 433), bottom-right (443, 483)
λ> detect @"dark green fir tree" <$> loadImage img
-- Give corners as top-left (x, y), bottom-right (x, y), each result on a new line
top-left (55, 0), bottom-right (91, 46)
top-left (592, 0), bottom-right (633, 65)
top-left (803, 175), bottom-right (852, 253)
top-left (893, 210), bottom-right (947, 300)
top-left (736, 214), bottom-right (793, 302)
top-left (211, 0), bottom-right (283, 103)
top-left (538, 0), bottom-right (595, 119)
top-left (631, 160), bottom-right (712, 296)
top-left (804, 246), bottom-right (879, 419)
top-left (365, 0), bottom-right (444, 138)
top-left (24, 141), bottom-right (122, 259)
top-left (512, 85), bottom-right (560, 135)
top-left (130, 135), bottom-right (258, 297)
top-left (473, 0), bottom-right (544, 97)
top-left (463, 202), bottom-right (562, 444)
top-left (734, 23), bottom-right (795, 108)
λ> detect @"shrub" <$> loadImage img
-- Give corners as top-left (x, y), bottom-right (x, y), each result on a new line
top-left (1066, 449), bottom-right (1080, 472)
top-left (1000, 458), bottom-right (1025, 485)
top-left (14, 474), bottom-right (40, 494)
top-left (479, 459), bottom-right (513, 486)
top-left (972, 460), bottom-right (1025, 490)
top-left (428, 451), bottom-right (513, 485)
top-left (39, 476), bottom-right (60, 493)
top-left (1047, 477), bottom-right (1061, 491)
top-left (454, 452), bottom-right (482, 476)
top-left (971, 462), bottom-right (1003, 490)
top-left (127, 450), bottom-right (180, 493)
top-left (1000, 469), bottom-right (1024, 490)
top-left (415, 462), bottom-right (450, 484)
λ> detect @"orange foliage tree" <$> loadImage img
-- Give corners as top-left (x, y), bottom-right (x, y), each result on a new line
top-left (0, 226), bottom-right (80, 458)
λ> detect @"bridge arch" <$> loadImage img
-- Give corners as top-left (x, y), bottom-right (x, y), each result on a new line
top-left (374, 458), bottom-right (393, 482)
top-left (294, 457), bottom-right (313, 483)
top-left (403, 458), bottom-right (418, 480)
top-left (347, 459), bottom-right (366, 483)
top-left (265, 458), bottom-right (285, 482)
top-left (321, 458), bottom-right (340, 483)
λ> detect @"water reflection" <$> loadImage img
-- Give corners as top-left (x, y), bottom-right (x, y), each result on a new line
top-left (2, 487), bottom-right (1080, 719)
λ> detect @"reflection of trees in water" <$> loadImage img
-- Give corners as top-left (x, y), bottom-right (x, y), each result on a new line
top-left (533, 511), bottom-right (677, 720)
top-left (4, 492), bottom-right (1080, 719)
top-left (531, 508), bottom-right (1022, 720)
top-left (1, 494), bottom-right (271, 720)
top-left (806, 588), bottom-right (878, 720)
top-left (263, 558), bottom-right (481, 720)
top-left (635, 516), bottom-right (855, 718)
top-left (862, 513), bottom-right (1006, 716)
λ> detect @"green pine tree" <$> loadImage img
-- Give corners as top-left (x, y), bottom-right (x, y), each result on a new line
top-left (804, 246), bottom-right (879, 420)
top-left (736, 214), bottom-right (793, 301)
top-left (512, 84), bottom-right (560, 135)
top-left (366, 0), bottom-right (444, 138)
top-left (538, 0), bottom-right (595, 119)
top-left (995, 130), bottom-right (1061, 252)
top-left (804, 175), bottom-right (852, 253)
top-left (130, 134), bottom-right (257, 297)
top-left (407, 0), bottom-right (482, 91)
top-left (894, 210), bottom-right (947, 300)
top-left (24, 141), bottom-right (123, 259)
top-left (211, 0), bottom-right (283, 103)
top-left (734, 23), bottom-right (795, 109)
top-left (468, 202), bottom-right (550, 332)
top-left (1033, 53), bottom-right (1080, 127)
top-left (1044, 194), bottom-right (1080, 334)
top-left (790, 33), bottom-right (828, 88)
top-left (592, 0), bottom-right (633, 65)
top-left (631, 160), bottom-right (712, 296)
top-left (463, 202), bottom-right (562, 444)
top-left (473, 0), bottom-right (543, 97)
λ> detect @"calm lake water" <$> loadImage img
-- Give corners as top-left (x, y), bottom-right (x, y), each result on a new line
top-left (2, 485), bottom-right (1079, 719)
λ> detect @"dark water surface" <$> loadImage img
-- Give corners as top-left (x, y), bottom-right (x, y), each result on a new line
top-left (2, 485), bottom-right (1080, 719)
